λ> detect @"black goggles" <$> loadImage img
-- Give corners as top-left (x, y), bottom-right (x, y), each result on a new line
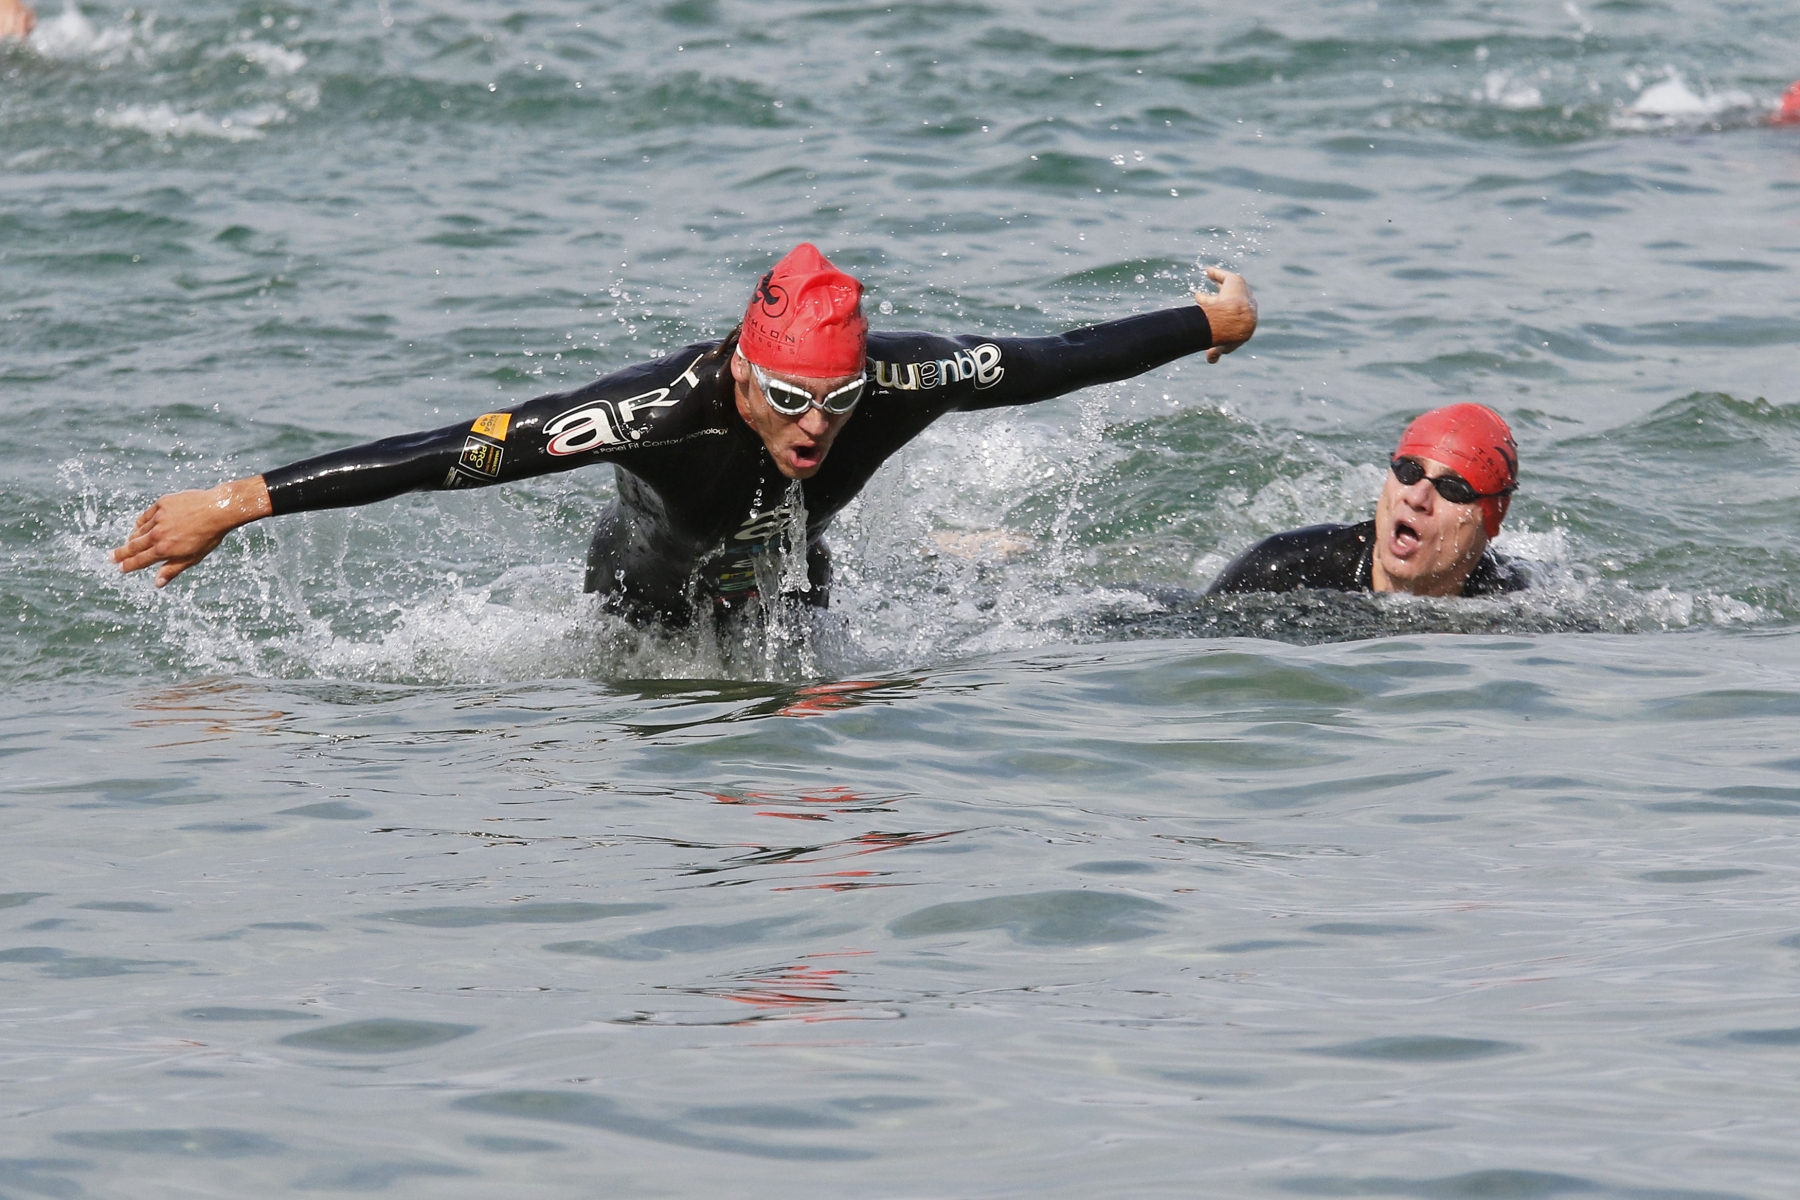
top-left (741, 351), bottom-right (865, 416)
top-left (1390, 456), bottom-right (1513, 505)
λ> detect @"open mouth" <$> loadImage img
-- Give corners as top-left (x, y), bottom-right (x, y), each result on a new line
top-left (790, 443), bottom-right (822, 469)
top-left (1392, 521), bottom-right (1421, 554)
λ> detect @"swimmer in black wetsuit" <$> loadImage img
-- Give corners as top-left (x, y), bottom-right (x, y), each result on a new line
top-left (1208, 403), bottom-right (1527, 599)
top-left (113, 243), bottom-right (1259, 622)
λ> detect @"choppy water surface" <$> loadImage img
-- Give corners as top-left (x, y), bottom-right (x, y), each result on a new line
top-left (4, 0), bottom-right (1800, 1195)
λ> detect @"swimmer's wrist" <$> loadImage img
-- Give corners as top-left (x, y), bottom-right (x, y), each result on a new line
top-left (215, 476), bottom-right (273, 527)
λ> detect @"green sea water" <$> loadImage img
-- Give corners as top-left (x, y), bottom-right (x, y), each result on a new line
top-left (4, 1), bottom-right (1800, 1195)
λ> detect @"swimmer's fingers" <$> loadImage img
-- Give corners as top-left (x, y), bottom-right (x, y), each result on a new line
top-left (1193, 266), bottom-right (1257, 364)
top-left (112, 505), bottom-right (164, 569)
top-left (112, 536), bottom-right (166, 574)
top-left (153, 552), bottom-right (213, 588)
top-left (1203, 265), bottom-right (1248, 295)
top-left (116, 543), bottom-right (213, 587)
top-left (112, 502), bottom-right (166, 565)
top-left (131, 529), bottom-right (229, 588)
top-left (111, 478), bottom-right (272, 586)
top-left (111, 514), bottom-right (226, 586)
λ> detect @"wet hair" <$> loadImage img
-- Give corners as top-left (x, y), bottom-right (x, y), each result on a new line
top-left (695, 323), bottom-right (742, 372)
top-left (699, 324), bottom-right (745, 416)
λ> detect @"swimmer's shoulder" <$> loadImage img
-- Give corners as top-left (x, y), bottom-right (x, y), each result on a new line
top-left (1206, 521), bottom-right (1373, 596)
top-left (1463, 547), bottom-right (1531, 597)
top-left (524, 338), bottom-right (733, 434)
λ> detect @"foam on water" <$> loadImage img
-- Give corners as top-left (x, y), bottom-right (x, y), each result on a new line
top-left (62, 397), bottom-right (1772, 686)
top-left (94, 100), bottom-right (286, 141)
top-left (26, 2), bottom-right (149, 64)
top-left (226, 39), bottom-right (305, 77)
top-left (1614, 70), bottom-right (1766, 131)
top-left (1476, 70), bottom-right (1544, 112)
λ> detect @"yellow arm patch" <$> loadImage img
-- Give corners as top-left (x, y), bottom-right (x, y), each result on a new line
top-left (470, 412), bottom-right (511, 441)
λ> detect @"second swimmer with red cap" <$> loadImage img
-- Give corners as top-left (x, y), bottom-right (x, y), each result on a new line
top-left (1207, 403), bottom-right (1527, 598)
top-left (114, 243), bottom-right (1257, 623)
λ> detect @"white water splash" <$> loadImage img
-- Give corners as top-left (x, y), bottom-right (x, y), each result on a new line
top-left (27, 3), bottom-right (149, 64)
top-left (1239, 463), bottom-right (1386, 535)
top-left (232, 39), bottom-right (306, 76)
top-left (73, 496), bottom-right (1771, 687)
top-left (1614, 71), bottom-right (1760, 131)
top-left (95, 102), bottom-right (288, 142)
top-left (741, 479), bottom-right (821, 678)
top-left (1476, 70), bottom-right (1543, 110)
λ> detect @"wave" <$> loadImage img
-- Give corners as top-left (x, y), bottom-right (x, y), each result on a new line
top-left (27, 3), bottom-right (151, 65)
top-left (51, 391), bottom-right (1780, 685)
top-left (1612, 70), bottom-right (1769, 133)
top-left (94, 100), bottom-right (288, 142)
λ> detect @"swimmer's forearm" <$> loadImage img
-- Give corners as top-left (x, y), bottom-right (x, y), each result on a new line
top-left (953, 305), bottom-right (1214, 413)
top-left (949, 269), bottom-right (1253, 413)
top-left (263, 425), bottom-right (466, 514)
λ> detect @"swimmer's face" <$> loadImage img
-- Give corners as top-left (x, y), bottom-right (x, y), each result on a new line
top-left (1372, 456), bottom-right (1490, 596)
top-left (730, 353), bottom-right (861, 480)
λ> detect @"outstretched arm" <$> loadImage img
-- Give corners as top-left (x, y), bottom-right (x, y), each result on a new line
top-left (111, 476), bottom-right (273, 587)
top-left (109, 344), bottom-right (730, 586)
top-left (907, 267), bottom-right (1257, 416)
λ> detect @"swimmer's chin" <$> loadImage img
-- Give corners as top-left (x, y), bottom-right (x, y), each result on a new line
top-left (780, 446), bottom-right (826, 477)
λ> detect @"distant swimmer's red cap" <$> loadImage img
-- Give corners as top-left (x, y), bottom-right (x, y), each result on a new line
top-left (1774, 81), bottom-right (1800, 125)
top-left (1393, 403), bottom-right (1518, 538)
top-left (739, 243), bottom-right (868, 377)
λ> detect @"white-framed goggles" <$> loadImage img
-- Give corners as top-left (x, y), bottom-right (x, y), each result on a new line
top-left (738, 348), bottom-right (866, 416)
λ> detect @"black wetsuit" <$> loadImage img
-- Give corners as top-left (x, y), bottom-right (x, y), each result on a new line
top-left (264, 306), bottom-right (1216, 621)
top-left (1205, 520), bottom-right (1526, 598)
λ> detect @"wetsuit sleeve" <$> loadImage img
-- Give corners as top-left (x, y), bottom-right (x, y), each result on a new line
top-left (1206, 523), bottom-right (1374, 595)
top-left (863, 305), bottom-right (1214, 417)
top-left (959, 305), bottom-right (1213, 412)
top-left (263, 345), bottom-right (725, 515)
top-left (261, 423), bottom-right (471, 513)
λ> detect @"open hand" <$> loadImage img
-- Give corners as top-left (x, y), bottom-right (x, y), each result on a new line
top-left (111, 477), bottom-right (272, 587)
top-left (1193, 266), bottom-right (1257, 363)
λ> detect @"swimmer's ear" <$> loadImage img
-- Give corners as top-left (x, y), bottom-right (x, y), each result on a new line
top-left (729, 353), bottom-right (751, 384)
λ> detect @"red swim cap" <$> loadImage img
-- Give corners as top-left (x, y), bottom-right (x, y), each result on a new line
top-left (1393, 403), bottom-right (1518, 538)
top-left (738, 243), bottom-right (868, 377)
top-left (1775, 81), bottom-right (1800, 125)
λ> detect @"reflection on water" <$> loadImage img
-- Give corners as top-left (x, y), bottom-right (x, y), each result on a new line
top-left (4, 634), bottom-right (1800, 1193)
top-left (663, 950), bottom-right (904, 1025)
top-left (774, 680), bottom-right (887, 717)
top-left (127, 679), bottom-right (290, 747)
top-left (709, 786), bottom-right (905, 817)
top-left (677, 830), bottom-right (964, 883)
